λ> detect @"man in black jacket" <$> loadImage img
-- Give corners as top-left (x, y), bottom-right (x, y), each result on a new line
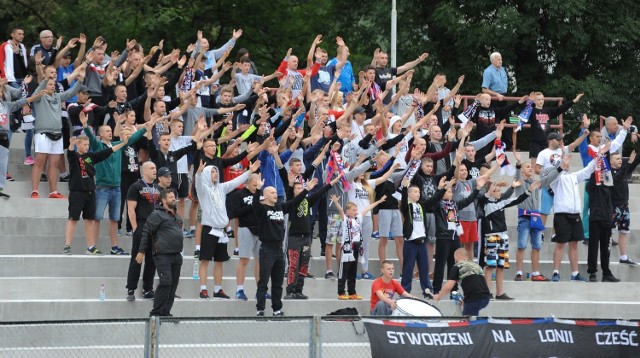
top-left (136, 189), bottom-right (184, 317)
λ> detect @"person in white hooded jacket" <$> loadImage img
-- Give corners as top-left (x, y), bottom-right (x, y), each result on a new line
top-left (195, 159), bottom-right (261, 300)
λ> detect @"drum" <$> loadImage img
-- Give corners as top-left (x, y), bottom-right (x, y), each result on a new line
top-left (392, 297), bottom-right (442, 317)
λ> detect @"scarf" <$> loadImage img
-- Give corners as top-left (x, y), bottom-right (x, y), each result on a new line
top-left (442, 200), bottom-right (464, 237)
top-left (458, 99), bottom-right (479, 125)
top-left (339, 217), bottom-right (363, 279)
top-left (180, 67), bottom-right (195, 93)
top-left (326, 150), bottom-right (350, 190)
top-left (515, 99), bottom-right (533, 132)
top-left (495, 139), bottom-right (515, 176)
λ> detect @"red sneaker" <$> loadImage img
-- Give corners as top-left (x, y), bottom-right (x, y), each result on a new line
top-left (31, 191), bottom-right (39, 198)
top-left (48, 192), bottom-right (65, 199)
top-left (531, 274), bottom-right (550, 282)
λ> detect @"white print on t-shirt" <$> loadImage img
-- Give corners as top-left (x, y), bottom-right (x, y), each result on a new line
top-left (267, 210), bottom-right (284, 222)
top-left (242, 195), bottom-right (253, 206)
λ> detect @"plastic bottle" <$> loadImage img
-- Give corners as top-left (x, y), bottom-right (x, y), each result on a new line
top-left (99, 284), bottom-right (106, 301)
top-left (193, 259), bottom-right (199, 280)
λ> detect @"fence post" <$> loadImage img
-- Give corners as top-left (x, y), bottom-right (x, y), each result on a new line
top-left (309, 315), bottom-right (321, 358)
top-left (145, 316), bottom-right (160, 358)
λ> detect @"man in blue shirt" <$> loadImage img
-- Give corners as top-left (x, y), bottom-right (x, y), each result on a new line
top-left (481, 52), bottom-right (512, 149)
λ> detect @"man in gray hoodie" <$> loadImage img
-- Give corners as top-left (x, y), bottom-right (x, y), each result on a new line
top-left (195, 159), bottom-right (261, 300)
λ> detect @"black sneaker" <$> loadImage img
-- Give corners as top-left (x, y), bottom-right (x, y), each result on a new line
top-left (273, 311), bottom-right (285, 316)
top-left (126, 290), bottom-right (135, 301)
top-left (306, 273), bottom-right (315, 279)
top-left (514, 274), bottom-right (524, 281)
top-left (320, 249), bottom-right (325, 257)
top-left (226, 228), bottom-right (235, 239)
top-left (194, 249), bottom-right (200, 259)
top-left (143, 291), bottom-right (155, 300)
top-left (63, 245), bottom-right (71, 255)
top-left (495, 293), bottom-right (514, 300)
top-left (233, 248), bottom-right (239, 256)
top-left (40, 173), bottom-right (47, 182)
top-left (620, 258), bottom-right (638, 266)
top-left (293, 292), bottom-right (309, 300)
top-left (283, 293), bottom-right (295, 300)
top-left (602, 274), bottom-right (621, 283)
top-left (0, 189), bottom-right (10, 198)
top-left (325, 272), bottom-right (335, 279)
top-left (589, 274), bottom-right (597, 282)
top-left (213, 289), bottom-right (230, 299)
top-left (256, 310), bottom-right (265, 316)
top-left (59, 175), bottom-right (69, 183)
top-left (5, 174), bottom-right (14, 182)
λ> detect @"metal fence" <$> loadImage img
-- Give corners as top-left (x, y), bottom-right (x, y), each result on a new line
top-left (0, 316), bottom-right (460, 358)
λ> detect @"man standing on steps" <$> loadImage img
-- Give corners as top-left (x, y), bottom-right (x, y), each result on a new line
top-left (126, 162), bottom-right (161, 301)
top-left (481, 52), bottom-right (512, 149)
top-left (252, 177), bottom-right (314, 317)
top-left (136, 189), bottom-right (184, 317)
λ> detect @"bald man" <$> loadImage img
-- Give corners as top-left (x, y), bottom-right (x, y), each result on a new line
top-left (252, 179), bottom-right (315, 316)
top-left (125, 161), bottom-right (161, 301)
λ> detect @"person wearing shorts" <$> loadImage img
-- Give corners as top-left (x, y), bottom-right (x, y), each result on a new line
top-left (324, 213), bottom-right (343, 279)
top-left (63, 135), bottom-right (127, 255)
top-left (195, 162), bottom-right (258, 300)
top-left (481, 180), bottom-right (535, 299)
top-left (549, 156), bottom-right (596, 282)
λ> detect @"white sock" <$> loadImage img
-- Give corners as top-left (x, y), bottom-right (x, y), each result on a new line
top-left (620, 255), bottom-right (628, 260)
top-left (571, 271), bottom-right (579, 277)
top-left (200, 285), bottom-right (206, 291)
top-left (190, 226), bottom-right (196, 231)
top-left (196, 245), bottom-right (201, 250)
top-left (237, 285), bottom-right (244, 291)
top-left (326, 270), bottom-right (333, 274)
top-left (516, 271), bottom-right (523, 276)
top-left (60, 172), bottom-right (69, 178)
top-left (214, 286), bottom-right (221, 293)
top-left (553, 270), bottom-right (559, 274)
top-left (532, 271), bottom-right (540, 276)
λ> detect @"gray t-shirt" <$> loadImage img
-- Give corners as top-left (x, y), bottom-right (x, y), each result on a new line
top-left (453, 178), bottom-right (477, 221)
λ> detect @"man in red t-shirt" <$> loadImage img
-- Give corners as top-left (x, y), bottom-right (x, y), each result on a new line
top-left (370, 261), bottom-right (416, 315)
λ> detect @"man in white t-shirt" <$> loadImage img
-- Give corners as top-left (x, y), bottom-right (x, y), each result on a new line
top-left (535, 130), bottom-right (588, 225)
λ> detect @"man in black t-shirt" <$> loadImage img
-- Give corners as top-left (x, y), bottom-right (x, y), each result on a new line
top-left (125, 161), bottom-right (161, 301)
top-left (372, 50), bottom-right (428, 104)
top-left (433, 248), bottom-right (491, 317)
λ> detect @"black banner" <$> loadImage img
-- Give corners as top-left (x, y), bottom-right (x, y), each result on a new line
top-left (364, 318), bottom-right (640, 358)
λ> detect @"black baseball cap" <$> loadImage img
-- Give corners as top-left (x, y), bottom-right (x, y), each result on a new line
top-left (547, 132), bottom-right (564, 141)
top-left (157, 167), bottom-right (172, 177)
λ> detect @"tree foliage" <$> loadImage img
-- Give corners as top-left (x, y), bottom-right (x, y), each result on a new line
top-left (2, 0), bottom-right (640, 131)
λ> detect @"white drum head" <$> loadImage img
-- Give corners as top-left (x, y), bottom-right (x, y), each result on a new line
top-left (392, 297), bottom-right (442, 317)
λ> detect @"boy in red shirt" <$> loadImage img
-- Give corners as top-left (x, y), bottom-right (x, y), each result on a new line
top-left (370, 260), bottom-right (417, 315)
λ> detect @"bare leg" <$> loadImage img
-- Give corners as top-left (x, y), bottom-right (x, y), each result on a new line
top-left (65, 219), bottom-right (78, 246)
top-left (495, 268), bottom-right (505, 296)
top-left (31, 153), bottom-right (47, 192)
top-left (236, 258), bottom-right (250, 286)
top-left (325, 243), bottom-right (334, 271)
top-left (214, 261), bottom-right (223, 287)
top-left (531, 249), bottom-right (541, 273)
top-left (47, 154), bottom-right (61, 194)
top-left (619, 231), bottom-right (628, 258)
top-left (394, 237), bottom-right (403, 270)
top-left (378, 238), bottom-right (388, 263)
top-left (516, 248), bottom-right (525, 272)
top-left (483, 267), bottom-right (494, 295)
top-left (553, 243), bottom-right (565, 271)
top-left (189, 201), bottom-right (199, 230)
top-left (109, 220), bottom-right (119, 247)
top-left (568, 241), bottom-right (579, 272)
top-left (464, 242), bottom-right (475, 265)
top-left (199, 260), bottom-right (210, 286)
top-left (84, 220), bottom-right (97, 248)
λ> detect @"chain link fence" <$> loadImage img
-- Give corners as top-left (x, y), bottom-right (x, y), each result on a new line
top-left (0, 319), bottom-right (147, 357)
top-left (0, 316), bottom-right (462, 357)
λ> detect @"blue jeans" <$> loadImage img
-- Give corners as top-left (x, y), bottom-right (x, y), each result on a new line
top-left (462, 298), bottom-right (490, 316)
top-left (516, 217), bottom-right (543, 250)
top-left (24, 129), bottom-right (33, 157)
top-left (94, 187), bottom-right (121, 221)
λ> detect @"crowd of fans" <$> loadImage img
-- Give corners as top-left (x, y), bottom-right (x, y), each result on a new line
top-left (1, 27), bottom-right (637, 317)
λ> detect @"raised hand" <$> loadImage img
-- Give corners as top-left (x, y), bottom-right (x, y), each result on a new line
top-left (418, 52), bottom-right (429, 62)
top-left (249, 160), bottom-right (261, 173)
top-left (197, 159), bottom-right (206, 174)
top-left (573, 93), bottom-right (585, 103)
top-left (78, 33), bottom-right (87, 44)
top-left (529, 180), bottom-right (542, 191)
top-left (476, 175), bottom-right (488, 189)
top-left (232, 29), bottom-right (243, 40)
top-left (511, 179), bottom-right (522, 188)
top-left (623, 116), bottom-right (633, 130)
top-left (307, 177), bottom-right (319, 191)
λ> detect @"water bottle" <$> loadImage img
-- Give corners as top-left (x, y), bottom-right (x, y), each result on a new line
top-left (99, 284), bottom-right (106, 301)
top-left (526, 272), bottom-right (531, 280)
top-left (451, 291), bottom-right (463, 305)
top-left (193, 259), bottom-right (199, 280)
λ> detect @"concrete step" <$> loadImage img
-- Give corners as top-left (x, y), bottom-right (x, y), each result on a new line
top-left (3, 276), bottom-right (639, 301)
top-left (1, 255), bottom-right (639, 282)
top-left (1, 297), bottom-right (638, 322)
top-left (1, 181), bottom-right (69, 197)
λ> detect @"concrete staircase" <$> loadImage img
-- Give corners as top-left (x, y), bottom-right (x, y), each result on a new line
top-left (2, 133), bottom-right (640, 322)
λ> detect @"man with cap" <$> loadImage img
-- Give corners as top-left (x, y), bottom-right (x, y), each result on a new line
top-left (535, 127), bottom-right (588, 226)
top-left (157, 167), bottom-right (176, 194)
top-left (349, 106), bottom-right (368, 142)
